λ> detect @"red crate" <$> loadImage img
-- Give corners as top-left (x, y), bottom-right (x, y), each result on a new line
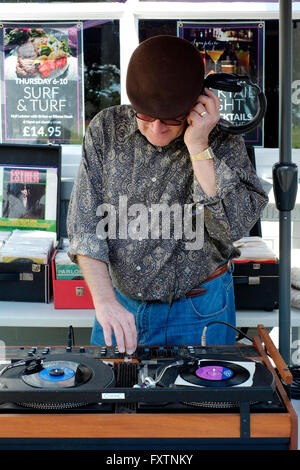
top-left (51, 250), bottom-right (94, 309)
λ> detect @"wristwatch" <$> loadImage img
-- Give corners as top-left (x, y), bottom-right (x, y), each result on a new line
top-left (189, 147), bottom-right (214, 162)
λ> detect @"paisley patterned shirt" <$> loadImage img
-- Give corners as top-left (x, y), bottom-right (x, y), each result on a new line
top-left (67, 105), bottom-right (268, 302)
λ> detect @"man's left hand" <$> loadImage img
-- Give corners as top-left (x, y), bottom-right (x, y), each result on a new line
top-left (184, 88), bottom-right (220, 155)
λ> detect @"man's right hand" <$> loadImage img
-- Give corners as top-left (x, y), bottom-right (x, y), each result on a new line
top-left (95, 299), bottom-right (137, 354)
top-left (76, 255), bottom-right (138, 355)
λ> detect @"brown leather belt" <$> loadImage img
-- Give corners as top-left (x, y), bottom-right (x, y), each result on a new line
top-left (185, 261), bottom-right (231, 298)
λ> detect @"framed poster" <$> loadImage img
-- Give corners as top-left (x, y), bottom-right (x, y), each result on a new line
top-left (178, 21), bottom-right (265, 147)
top-left (0, 143), bottom-right (61, 235)
top-left (0, 22), bottom-right (84, 144)
top-left (0, 164), bottom-right (58, 232)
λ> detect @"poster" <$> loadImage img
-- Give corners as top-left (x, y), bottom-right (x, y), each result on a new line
top-left (0, 22), bottom-right (84, 144)
top-left (292, 20), bottom-right (300, 148)
top-left (178, 21), bottom-right (265, 147)
top-left (0, 164), bottom-right (58, 232)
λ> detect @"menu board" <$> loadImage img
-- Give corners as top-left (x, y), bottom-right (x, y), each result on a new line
top-left (178, 21), bottom-right (265, 146)
top-left (0, 22), bottom-right (84, 144)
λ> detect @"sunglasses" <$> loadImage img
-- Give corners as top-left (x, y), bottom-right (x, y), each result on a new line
top-left (135, 112), bottom-right (187, 126)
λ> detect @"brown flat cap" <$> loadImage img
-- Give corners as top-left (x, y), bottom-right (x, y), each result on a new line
top-left (126, 35), bottom-right (205, 120)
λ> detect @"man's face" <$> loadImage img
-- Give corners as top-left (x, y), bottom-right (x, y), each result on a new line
top-left (136, 118), bottom-right (186, 147)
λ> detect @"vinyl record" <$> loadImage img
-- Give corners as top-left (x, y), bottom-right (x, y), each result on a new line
top-left (21, 360), bottom-right (92, 388)
top-left (180, 360), bottom-right (250, 387)
top-left (18, 354), bottom-right (115, 389)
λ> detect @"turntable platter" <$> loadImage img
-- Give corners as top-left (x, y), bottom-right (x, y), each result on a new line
top-left (1, 353), bottom-right (115, 409)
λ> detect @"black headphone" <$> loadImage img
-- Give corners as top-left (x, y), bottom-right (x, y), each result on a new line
top-left (203, 73), bottom-right (267, 135)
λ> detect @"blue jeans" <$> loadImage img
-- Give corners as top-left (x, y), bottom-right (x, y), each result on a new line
top-left (91, 263), bottom-right (236, 346)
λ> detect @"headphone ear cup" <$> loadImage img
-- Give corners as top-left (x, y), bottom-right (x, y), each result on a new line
top-left (218, 90), bottom-right (267, 135)
top-left (205, 74), bottom-right (267, 135)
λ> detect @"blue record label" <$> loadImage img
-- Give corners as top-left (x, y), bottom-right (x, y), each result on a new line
top-left (39, 366), bottom-right (75, 382)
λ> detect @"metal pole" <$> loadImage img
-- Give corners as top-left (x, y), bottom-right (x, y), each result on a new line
top-left (278, 0), bottom-right (292, 364)
top-left (279, 211), bottom-right (291, 363)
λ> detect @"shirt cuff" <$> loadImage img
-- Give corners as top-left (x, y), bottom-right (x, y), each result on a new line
top-left (67, 233), bottom-right (110, 265)
top-left (193, 157), bottom-right (240, 205)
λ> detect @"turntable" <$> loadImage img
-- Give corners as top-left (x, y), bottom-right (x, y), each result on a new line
top-left (0, 324), bottom-right (297, 451)
top-left (0, 353), bottom-right (116, 410)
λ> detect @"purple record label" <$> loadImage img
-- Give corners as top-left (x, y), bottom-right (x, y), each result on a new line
top-left (196, 365), bottom-right (234, 381)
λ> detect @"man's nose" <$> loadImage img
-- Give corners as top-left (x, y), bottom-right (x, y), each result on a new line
top-left (150, 119), bottom-right (168, 132)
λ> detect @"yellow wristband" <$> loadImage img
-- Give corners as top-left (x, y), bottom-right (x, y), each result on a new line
top-left (190, 147), bottom-right (214, 162)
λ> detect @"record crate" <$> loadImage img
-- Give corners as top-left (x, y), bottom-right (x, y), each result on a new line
top-left (51, 249), bottom-right (94, 309)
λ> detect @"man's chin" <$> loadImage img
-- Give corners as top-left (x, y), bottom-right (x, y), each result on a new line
top-left (147, 135), bottom-right (172, 147)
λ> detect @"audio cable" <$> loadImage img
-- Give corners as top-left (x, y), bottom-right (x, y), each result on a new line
top-left (201, 320), bottom-right (253, 346)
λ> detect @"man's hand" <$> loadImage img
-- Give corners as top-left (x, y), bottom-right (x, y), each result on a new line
top-left (76, 254), bottom-right (138, 354)
top-left (95, 299), bottom-right (137, 354)
top-left (184, 88), bottom-right (220, 155)
top-left (184, 88), bottom-right (220, 197)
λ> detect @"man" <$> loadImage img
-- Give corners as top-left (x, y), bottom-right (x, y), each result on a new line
top-left (67, 35), bottom-right (268, 354)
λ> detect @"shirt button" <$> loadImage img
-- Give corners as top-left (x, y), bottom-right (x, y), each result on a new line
top-left (137, 292), bottom-right (142, 297)
top-left (151, 177), bottom-right (157, 182)
top-left (136, 266), bottom-right (141, 271)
